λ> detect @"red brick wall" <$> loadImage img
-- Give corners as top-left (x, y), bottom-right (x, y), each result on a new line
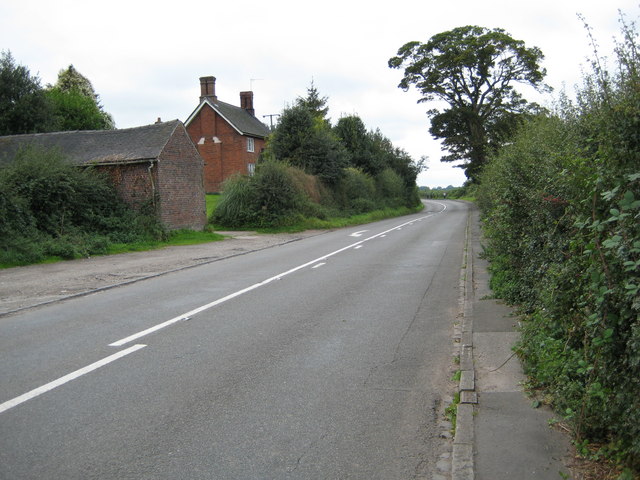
top-left (156, 124), bottom-right (207, 230)
top-left (98, 124), bottom-right (206, 231)
top-left (187, 104), bottom-right (265, 193)
top-left (97, 162), bottom-right (155, 209)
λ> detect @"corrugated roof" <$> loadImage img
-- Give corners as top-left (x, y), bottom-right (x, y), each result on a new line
top-left (185, 98), bottom-right (270, 138)
top-left (0, 120), bottom-right (183, 166)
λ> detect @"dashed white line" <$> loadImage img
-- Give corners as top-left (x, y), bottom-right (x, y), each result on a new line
top-left (109, 207), bottom-right (447, 347)
top-left (0, 344), bottom-right (147, 414)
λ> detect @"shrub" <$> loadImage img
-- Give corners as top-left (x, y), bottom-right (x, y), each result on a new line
top-left (213, 160), bottom-right (310, 228)
top-left (478, 17), bottom-right (640, 472)
top-left (333, 168), bottom-right (377, 214)
top-left (375, 168), bottom-right (405, 207)
top-left (0, 145), bottom-right (165, 266)
top-left (211, 174), bottom-right (256, 227)
top-left (251, 160), bottom-right (306, 226)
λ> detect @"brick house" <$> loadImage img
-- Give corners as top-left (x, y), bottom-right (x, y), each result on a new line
top-left (185, 76), bottom-right (271, 193)
top-left (0, 120), bottom-right (206, 230)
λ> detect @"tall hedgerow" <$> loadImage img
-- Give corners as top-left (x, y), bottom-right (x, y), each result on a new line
top-left (0, 146), bottom-right (164, 265)
top-left (479, 16), bottom-right (640, 474)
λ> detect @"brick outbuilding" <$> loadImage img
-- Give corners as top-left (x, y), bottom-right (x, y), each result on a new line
top-left (185, 76), bottom-right (271, 193)
top-left (0, 120), bottom-right (206, 230)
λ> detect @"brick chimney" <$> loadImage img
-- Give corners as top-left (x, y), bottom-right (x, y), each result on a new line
top-left (240, 91), bottom-right (255, 116)
top-left (199, 76), bottom-right (217, 101)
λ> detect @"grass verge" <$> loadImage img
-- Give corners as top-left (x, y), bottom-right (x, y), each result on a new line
top-left (105, 229), bottom-right (225, 255)
top-left (209, 204), bottom-right (425, 234)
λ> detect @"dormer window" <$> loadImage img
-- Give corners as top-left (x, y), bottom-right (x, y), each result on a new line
top-left (247, 137), bottom-right (255, 153)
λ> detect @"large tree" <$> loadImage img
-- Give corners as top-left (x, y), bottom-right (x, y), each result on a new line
top-left (0, 51), bottom-right (54, 135)
top-left (296, 79), bottom-right (329, 121)
top-left (389, 25), bottom-right (549, 182)
top-left (334, 115), bottom-right (376, 174)
top-left (0, 54), bottom-right (115, 135)
top-left (266, 103), bottom-right (347, 185)
top-left (47, 65), bottom-right (115, 130)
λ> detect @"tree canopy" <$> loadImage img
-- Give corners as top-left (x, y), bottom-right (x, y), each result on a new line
top-left (0, 51), bottom-right (53, 135)
top-left (0, 52), bottom-right (115, 135)
top-left (389, 25), bottom-right (549, 182)
top-left (296, 79), bottom-right (329, 120)
top-left (47, 65), bottom-right (115, 130)
top-left (266, 103), bottom-right (347, 185)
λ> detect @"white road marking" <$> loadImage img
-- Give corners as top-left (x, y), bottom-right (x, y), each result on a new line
top-left (0, 344), bottom-right (146, 414)
top-left (349, 230), bottom-right (369, 237)
top-left (312, 263), bottom-right (326, 269)
top-left (354, 245), bottom-right (363, 250)
top-left (110, 207), bottom-right (447, 347)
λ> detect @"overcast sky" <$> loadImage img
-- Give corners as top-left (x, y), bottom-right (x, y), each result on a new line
top-left (1, 1), bottom-right (638, 187)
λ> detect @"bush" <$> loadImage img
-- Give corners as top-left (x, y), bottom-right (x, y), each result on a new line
top-left (478, 18), bottom-right (640, 472)
top-left (334, 168), bottom-right (377, 214)
top-left (211, 175), bottom-right (256, 228)
top-left (0, 145), bottom-right (165, 266)
top-left (213, 160), bottom-right (309, 228)
top-left (375, 168), bottom-right (405, 207)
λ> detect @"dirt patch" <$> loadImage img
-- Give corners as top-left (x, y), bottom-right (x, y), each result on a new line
top-left (0, 230), bottom-right (326, 316)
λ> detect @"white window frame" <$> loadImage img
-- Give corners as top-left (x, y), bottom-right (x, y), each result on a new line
top-left (248, 163), bottom-right (256, 176)
top-left (247, 137), bottom-right (255, 153)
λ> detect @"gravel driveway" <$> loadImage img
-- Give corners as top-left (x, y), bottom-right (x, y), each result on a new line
top-left (0, 230), bottom-right (326, 316)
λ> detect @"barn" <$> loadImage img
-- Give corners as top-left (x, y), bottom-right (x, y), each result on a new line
top-left (0, 120), bottom-right (207, 230)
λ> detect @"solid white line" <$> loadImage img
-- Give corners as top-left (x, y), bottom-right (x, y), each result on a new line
top-left (110, 208), bottom-right (447, 347)
top-left (0, 344), bottom-right (146, 414)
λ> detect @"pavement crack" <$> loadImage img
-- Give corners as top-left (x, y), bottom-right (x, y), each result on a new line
top-left (291, 432), bottom-right (328, 472)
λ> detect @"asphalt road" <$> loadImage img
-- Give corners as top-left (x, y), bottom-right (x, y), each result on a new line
top-left (0, 200), bottom-right (469, 480)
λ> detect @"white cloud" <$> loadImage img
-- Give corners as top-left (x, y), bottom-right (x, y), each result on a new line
top-left (1, 0), bottom-right (637, 187)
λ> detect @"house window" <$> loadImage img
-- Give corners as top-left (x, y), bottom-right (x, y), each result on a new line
top-left (248, 163), bottom-right (256, 176)
top-left (247, 137), bottom-right (255, 153)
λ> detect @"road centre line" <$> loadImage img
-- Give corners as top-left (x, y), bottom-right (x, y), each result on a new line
top-left (109, 206), bottom-right (447, 347)
top-left (0, 344), bottom-right (146, 414)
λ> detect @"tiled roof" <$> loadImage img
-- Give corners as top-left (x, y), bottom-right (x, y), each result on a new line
top-left (0, 120), bottom-right (183, 166)
top-left (185, 98), bottom-right (270, 138)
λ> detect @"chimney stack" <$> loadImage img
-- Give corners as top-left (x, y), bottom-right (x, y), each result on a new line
top-left (240, 91), bottom-right (255, 116)
top-left (199, 76), bottom-right (217, 101)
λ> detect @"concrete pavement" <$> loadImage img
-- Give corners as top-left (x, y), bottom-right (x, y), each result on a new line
top-left (452, 205), bottom-right (573, 480)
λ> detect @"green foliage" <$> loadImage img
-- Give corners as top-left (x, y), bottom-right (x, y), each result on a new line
top-left (211, 175), bottom-right (256, 227)
top-left (478, 17), bottom-right (640, 473)
top-left (265, 104), bottom-right (348, 185)
top-left (46, 87), bottom-right (114, 131)
top-left (47, 64), bottom-right (115, 130)
top-left (334, 115), bottom-right (378, 174)
top-left (54, 65), bottom-right (98, 99)
top-left (334, 168), bottom-right (377, 214)
top-left (296, 79), bottom-right (329, 120)
top-left (0, 53), bottom-right (114, 135)
top-left (213, 161), bottom-right (309, 228)
top-left (389, 25), bottom-right (549, 182)
top-left (0, 50), bottom-right (54, 135)
top-left (375, 168), bottom-right (405, 206)
top-left (0, 146), bottom-right (164, 266)
top-left (240, 84), bottom-right (422, 229)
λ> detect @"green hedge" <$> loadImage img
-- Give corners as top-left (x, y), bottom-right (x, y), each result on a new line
top-left (478, 20), bottom-right (640, 474)
top-left (212, 160), bottom-right (420, 229)
top-left (0, 146), bottom-right (165, 266)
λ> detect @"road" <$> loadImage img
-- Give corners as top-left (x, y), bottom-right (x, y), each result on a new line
top-left (0, 200), bottom-right (469, 479)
